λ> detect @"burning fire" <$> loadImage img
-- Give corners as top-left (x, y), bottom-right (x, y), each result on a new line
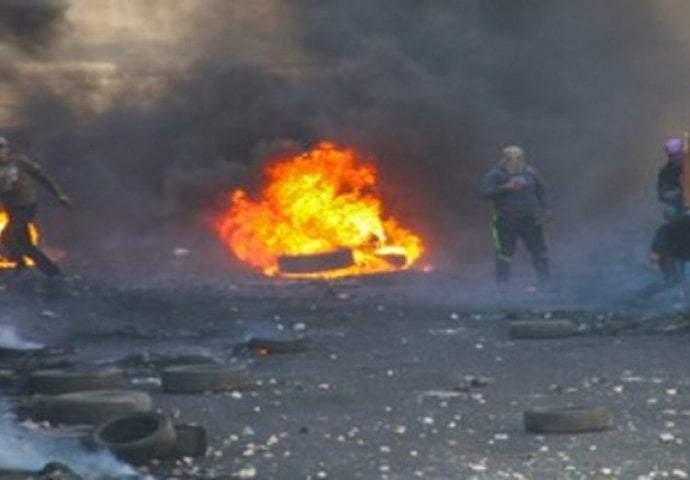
top-left (0, 211), bottom-right (39, 268)
top-left (214, 141), bottom-right (424, 278)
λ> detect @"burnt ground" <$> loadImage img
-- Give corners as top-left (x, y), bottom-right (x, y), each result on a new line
top-left (1, 260), bottom-right (690, 480)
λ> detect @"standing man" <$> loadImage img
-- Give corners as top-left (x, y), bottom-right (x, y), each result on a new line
top-left (657, 137), bottom-right (686, 221)
top-left (479, 145), bottom-right (550, 287)
top-left (0, 137), bottom-right (71, 276)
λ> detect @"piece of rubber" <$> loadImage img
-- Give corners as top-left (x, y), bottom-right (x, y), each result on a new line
top-left (161, 363), bottom-right (251, 393)
top-left (170, 424), bottom-right (208, 458)
top-left (524, 406), bottom-right (614, 433)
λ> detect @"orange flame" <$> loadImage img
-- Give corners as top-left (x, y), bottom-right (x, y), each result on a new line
top-left (0, 211), bottom-right (39, 268)
top-left (214, 141), bottom-right (424, 278)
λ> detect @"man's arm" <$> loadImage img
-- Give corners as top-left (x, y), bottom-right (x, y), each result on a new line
top-left (19, 157), bottom-right (71, 206)
top-left (532, 168), bottom-right (549, 210)
top-left (657, 165), bottom-right (682, 206)
top-left (479, 170), bottom-right (507, 198)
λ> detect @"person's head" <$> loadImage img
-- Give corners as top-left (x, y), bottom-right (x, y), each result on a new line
top-left (500, 145), bottom-right (525, 174)
top-left (0, 137), bottom-right (10, 163)
top-left (664, 137), bottom-right (684, 164)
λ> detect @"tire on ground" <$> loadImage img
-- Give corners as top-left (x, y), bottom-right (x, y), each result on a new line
top-left (161, 363), bottom-right (251, 393)
top-left (524, 406), bottom-right (613, 434)
top-left (170, 424), bottom-right (208, 458)
top-left (25, 366), bottom-right (129, 394)
top-left (509, 320), bottom-right (579, 339)
top-left (91, 412), bottom-right (176, 464)
top-left (278, 249), bottom-right (354, 274)
top-left (26, 390), bottom-right (152, 425)
top-left (247, 335), bottom-right (310, 354)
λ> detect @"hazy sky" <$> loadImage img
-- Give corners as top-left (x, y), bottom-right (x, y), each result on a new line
top-left (1, 1), bottom-right (690, 268)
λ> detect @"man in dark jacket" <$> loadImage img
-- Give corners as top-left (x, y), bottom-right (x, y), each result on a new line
top-left (657, 137), bottom-right (685, 221)
top-left (479, 145), bottom-right (550, 286)
top-left (0, 137), bottom-right (71, 276)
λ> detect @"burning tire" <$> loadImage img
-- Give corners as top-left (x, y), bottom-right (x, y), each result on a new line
top-left (524, 406), bottom-right (613, 434)
top-left (25, 390), bottom-right (152, 425)
top-left (161, 363), bottom-right (251, 393)
top-left (91, 412), bottom-right (176, 465)
top-left (277, 248), bottom-right (354, 274)
top-left (508, 320), bottom-right (579, 340)
top-left (247, 334), bottom-right (310, 354)
top-left (171, 424), bottom-right (208, 458)
top-left (25, 366), bottom-right (128, 395)
top-left (375, 252), bottom-right (407, 268)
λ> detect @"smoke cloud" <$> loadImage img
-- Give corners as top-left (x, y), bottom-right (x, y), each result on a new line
top-left (5, 0), bottom-right (690, 271)
top-left (0, 0), bottom-right (68, 54)
top-left (0, 400), bottom-right (139, 478)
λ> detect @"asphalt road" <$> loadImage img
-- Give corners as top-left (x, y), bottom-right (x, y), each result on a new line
top-left (0, 267), bottom-right (689, 480)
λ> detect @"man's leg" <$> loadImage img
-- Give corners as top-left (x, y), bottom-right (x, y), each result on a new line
top-left (520, 216), bottom-right (549, 284)
top-left (635, 252), bottom-right (683, 301)
top-left (9, 205), bottom-right (60, 277)
top-left (3, 210), bottom-right (28, 271)
top-left (493, 215), bottom-right (518, 284)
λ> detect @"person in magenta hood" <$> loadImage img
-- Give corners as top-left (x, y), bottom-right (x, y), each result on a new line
top-left (657, 137), bottom-right (686, 221)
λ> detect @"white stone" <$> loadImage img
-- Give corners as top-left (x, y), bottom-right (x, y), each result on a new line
top-left (236, 466), bottom-right (257, 479)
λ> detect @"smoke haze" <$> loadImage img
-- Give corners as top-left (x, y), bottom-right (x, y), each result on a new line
top-left (0, 0), bottom-right (68, 54)
top-left (2, 0), bottom-right (690, 272)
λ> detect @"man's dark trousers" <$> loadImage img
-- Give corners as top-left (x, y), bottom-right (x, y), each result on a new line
top-left (2, 204), bottom-right (59, 276)
top-left (493, 214), bottom-right (549, 284)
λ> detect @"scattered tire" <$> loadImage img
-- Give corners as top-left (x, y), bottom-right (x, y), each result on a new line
top-left (171, 424), bottom-right (208, 458)
top-left (509, 319), bottom-right (579, 340)
top-left (278, 248), bottom-right (354, 274)
top-left (247, 334), bottom-right (310, 354)
top-left (161, 363), bottom-right (251, 393)
top-left (91, 412), bottom-right (176, 465)
top-left (524, 406), bottom-right (613, 434)
top-left (26, 390), bottom-right (152, 425)
top-left (25, 366), bottom-right (128, 394)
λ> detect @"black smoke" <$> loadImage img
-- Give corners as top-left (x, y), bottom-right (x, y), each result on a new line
top-left (0, 0), bottom-right (68, 54)
top-left (11, 1), bottom-right (690, 273)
